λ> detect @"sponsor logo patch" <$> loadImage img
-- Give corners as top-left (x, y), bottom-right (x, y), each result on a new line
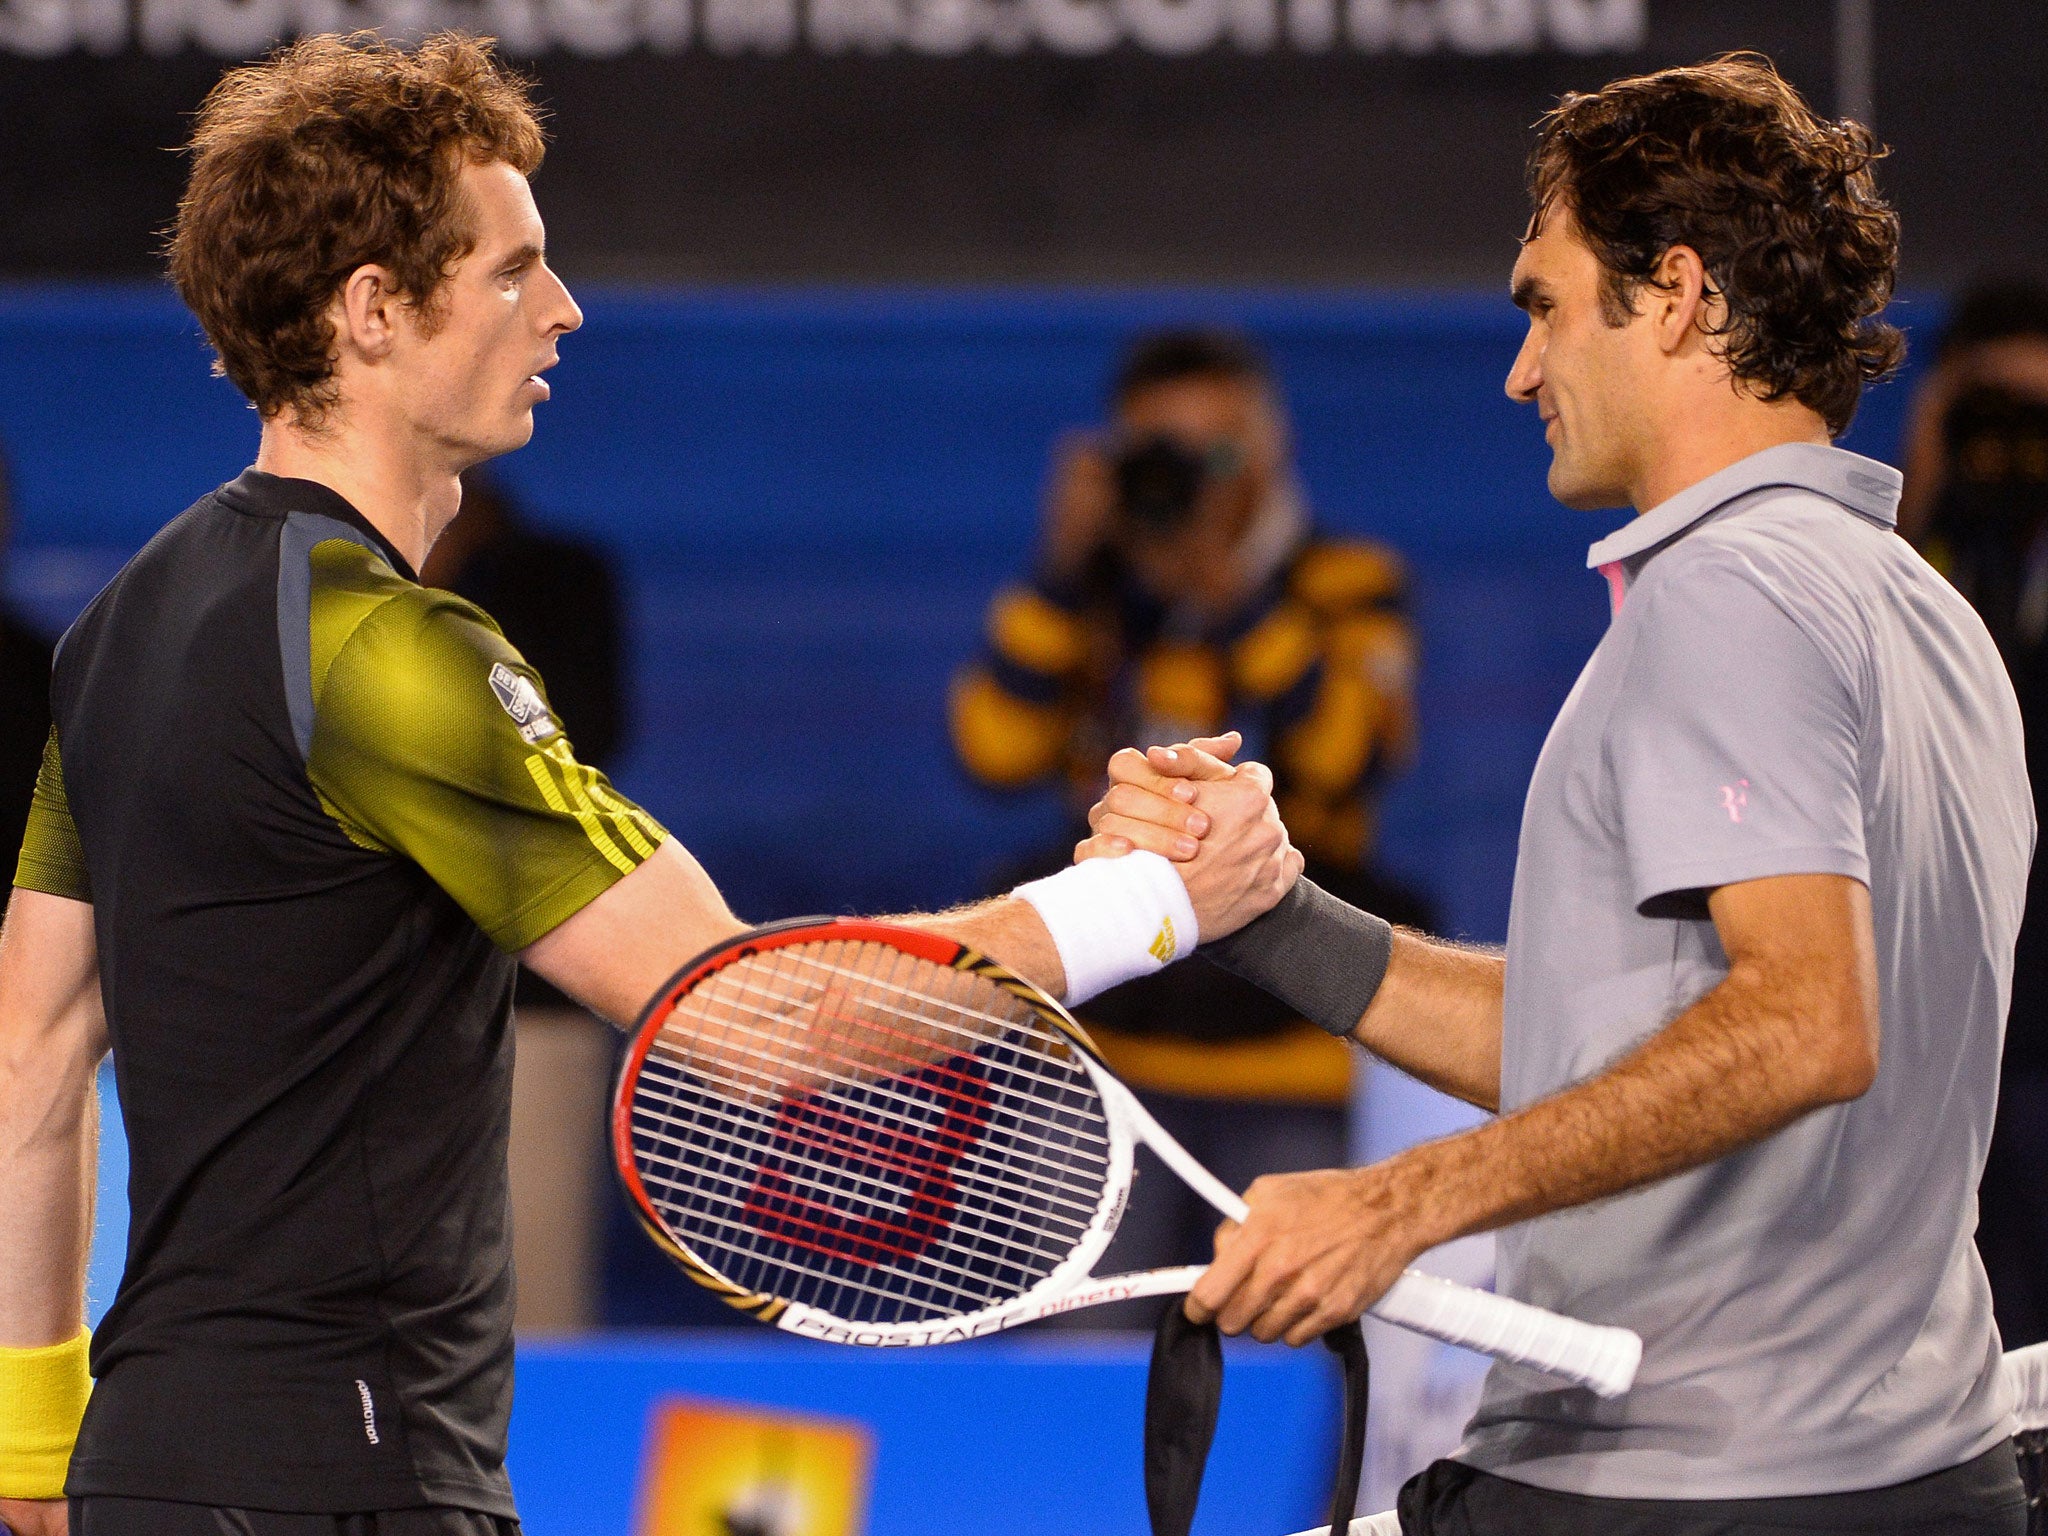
top-left (355, 1378), bottom-right (380, 1446)
top-left (489, 661), bottom-right (559, 744)
top-left (1148, 916), bottom-right (1178, 964)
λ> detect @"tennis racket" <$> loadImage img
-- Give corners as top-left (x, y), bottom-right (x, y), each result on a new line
top-left (613, 917), bottom-right (1642, 1397)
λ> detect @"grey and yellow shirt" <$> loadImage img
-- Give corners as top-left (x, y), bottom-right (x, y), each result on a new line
top-left (13, 469), bottom-right (665, 1515)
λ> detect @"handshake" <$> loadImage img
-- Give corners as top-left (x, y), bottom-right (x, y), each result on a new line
top-left (1009, 728), bottom-right (1309, 1013)
top-left (1074, 729), bottom-right (1303, 946)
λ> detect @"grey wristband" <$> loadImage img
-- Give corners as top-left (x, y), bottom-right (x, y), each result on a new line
top-left (1199, 877), bottom-right (1393, 1037)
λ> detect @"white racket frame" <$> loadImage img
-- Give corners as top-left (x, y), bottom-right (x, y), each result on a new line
top-left (620, 921), bottom-right (1640, 1400)
top-left (772, 1040), bottom-right (1641, 1400)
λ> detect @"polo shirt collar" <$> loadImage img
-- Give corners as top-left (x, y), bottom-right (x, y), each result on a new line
top-left (219, 467), bottom-right (420, 582)
top-left (1583, 442), bottom-right (1900, 614)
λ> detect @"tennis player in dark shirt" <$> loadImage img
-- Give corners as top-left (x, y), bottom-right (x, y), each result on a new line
top-left (0, 34), bottom-right (1299, 1536)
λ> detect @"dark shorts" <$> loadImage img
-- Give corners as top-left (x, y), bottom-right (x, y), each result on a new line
top-left (1397, 1441), bottom-right (2029, 1535)
top-left (66, 1499), bottom-right (520, 1536)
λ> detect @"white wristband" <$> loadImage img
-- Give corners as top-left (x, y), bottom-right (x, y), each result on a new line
top-left (1013, 850), bottom-right (1200, 1006)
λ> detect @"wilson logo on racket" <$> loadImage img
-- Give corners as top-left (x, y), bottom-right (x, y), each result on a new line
top-left (741, 1054), bottom-right (994, 1268)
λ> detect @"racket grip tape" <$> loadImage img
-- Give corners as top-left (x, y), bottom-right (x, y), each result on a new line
top-left (1369, 1271), bottom-right (1641, 1398)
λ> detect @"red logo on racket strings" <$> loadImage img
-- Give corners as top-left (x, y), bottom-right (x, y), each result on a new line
top-left (741, 1055), bottom-right (994, 1269)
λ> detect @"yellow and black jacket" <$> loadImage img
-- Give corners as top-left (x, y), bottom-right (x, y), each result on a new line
top-left (951, 531), bottom-right (1418, 1104)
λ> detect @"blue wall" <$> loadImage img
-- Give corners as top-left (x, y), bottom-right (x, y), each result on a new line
top-left (508, 1335), bottom-right (1339, 1536)
top-left (0, 284), bottom-right (1931, 941)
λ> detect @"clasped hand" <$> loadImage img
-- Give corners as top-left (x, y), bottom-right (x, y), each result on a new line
top-left (1076, 732), bottom-right (1436, 1344)
top-left (1073, 731), bottom-right (1302, 942)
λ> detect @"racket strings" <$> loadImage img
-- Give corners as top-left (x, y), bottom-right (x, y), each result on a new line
top-left (630, 1063), bottom-right (1106, 1273)
top-left (628, 939), bottom-right (1116, 1326)
top-left (638, 950), bottom-right (1105, 1261)
top-left (646, 947), bottom-right (1112, 1213)
top-left (667, 945), bottom-right (1109, 1110)
top-left (633, 1071), bottom-right (1107, 1229)
top-left (638, 942), bottom-right (1110, 1302)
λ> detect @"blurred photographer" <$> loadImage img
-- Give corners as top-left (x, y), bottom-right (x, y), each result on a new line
top-left (951, 328), bottom-right (1426, 1317)
top-left (1908, 278), bottom-right (2048, 1350)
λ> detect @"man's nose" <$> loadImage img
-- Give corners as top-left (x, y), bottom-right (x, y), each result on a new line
top-left (1505, 335), bottom-right (1542, 403)
top-left (548, 268), bottom-right (584, 336)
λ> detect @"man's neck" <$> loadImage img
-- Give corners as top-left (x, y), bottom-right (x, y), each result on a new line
top-left (254, 414), bottom-right (462, 574)
top-left (1630, 403), bottom-right (1832, 515)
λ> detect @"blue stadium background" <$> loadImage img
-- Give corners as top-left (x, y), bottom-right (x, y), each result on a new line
top-left (0, 285), bottom-right (1934, 1534)
top-left (0, 285), bottom-right (1931, 936)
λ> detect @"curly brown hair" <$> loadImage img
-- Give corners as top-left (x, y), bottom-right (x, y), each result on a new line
top-left (1529, 54), bottom-right (1903, 438)
top-left (167, 32), bottom-right (546, 428)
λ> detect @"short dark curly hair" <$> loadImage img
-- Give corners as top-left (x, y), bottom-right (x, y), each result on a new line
top-left (1112, 328), bottom-right (1272, 407)
top-left (1529, 54), bottom-right (1903, 438)
top-left (168, 32), bottom-right (546, 428)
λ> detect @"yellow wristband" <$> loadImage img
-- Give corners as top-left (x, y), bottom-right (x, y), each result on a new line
top-left (0, 1328), bottom-right (92, 1500)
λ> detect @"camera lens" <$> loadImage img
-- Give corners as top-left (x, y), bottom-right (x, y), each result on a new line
top-left (1114, 436), bottom-right (1209, 532)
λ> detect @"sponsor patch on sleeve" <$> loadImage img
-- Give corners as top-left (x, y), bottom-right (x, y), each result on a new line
top-left (489, 661), bottom-right (560, 745)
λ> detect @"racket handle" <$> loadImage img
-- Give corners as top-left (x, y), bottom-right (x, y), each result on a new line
top-left (1080, 1265), bottom-right (1637, 1396)
top-left (1101, 1079), bottom-right (1638, 1395)
top-left (1369, 1269), bottom-right (1639, 1398)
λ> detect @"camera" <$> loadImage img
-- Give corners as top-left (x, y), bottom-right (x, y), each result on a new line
top-left (1112, 435), bottom-right (1242, 534)
top-left (1929, 385), bottom-right (2048, 657)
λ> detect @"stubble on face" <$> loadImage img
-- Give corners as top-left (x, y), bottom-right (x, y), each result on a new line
top-left (1509, 204), bottom-right (1651, 513)
top-left (395, 161), bottom-right (575, 472)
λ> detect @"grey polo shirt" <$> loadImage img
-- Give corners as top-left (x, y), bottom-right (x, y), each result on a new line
top-left (1457, 442), bottom-right (2033, 1498)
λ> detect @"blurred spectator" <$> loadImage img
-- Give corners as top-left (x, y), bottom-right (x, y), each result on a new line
top-left (424, 469), bottom-right (629, 1335)
top-left (1900, 277), bottom-right (2048, 544)
top-left (424, 468), bottom-right (627, 770)
top-left (0, 451), bottom-right (53, 870)
top-left (1905, 277), bottom-right (2048, 1349)
top-left (951, 328), bottom-right (1429, 1319)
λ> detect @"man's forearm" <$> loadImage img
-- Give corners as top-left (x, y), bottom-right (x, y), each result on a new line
top-left (904, 896), bottom-right (1065, 999)
top-left (0, 1065), bottom-right (97, 1345)
top-left (1352, 929), bottom-right (1505, 1111)
top-left (1385, 961), bottom-right (1860, 1254)
top-left (0, 892), bottom-right (106, 1347)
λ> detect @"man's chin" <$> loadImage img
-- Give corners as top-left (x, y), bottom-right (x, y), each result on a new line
top-left (1546, 460), bottom-right (1630, 513)
top-left (463, 415), bottom-right (536, 466)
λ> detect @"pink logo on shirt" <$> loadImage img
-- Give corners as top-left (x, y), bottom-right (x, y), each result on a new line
top-left (1720, 779), bottom-right (1750, 823)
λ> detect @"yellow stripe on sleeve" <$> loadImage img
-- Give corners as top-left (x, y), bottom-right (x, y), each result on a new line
top-left (586, 781), bottom-right (661, 860)
top-left (525, 751), bottom-right (636, 875)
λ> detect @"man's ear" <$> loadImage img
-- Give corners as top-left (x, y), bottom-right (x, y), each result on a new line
top-left (1650, 244), bottom-right (1717, 358)
top-left (332, 264), bottom-right (402, 363)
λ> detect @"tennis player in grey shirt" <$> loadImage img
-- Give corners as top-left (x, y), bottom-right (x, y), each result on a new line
top-left (1080, 57), bottom-right (2033, 1532)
